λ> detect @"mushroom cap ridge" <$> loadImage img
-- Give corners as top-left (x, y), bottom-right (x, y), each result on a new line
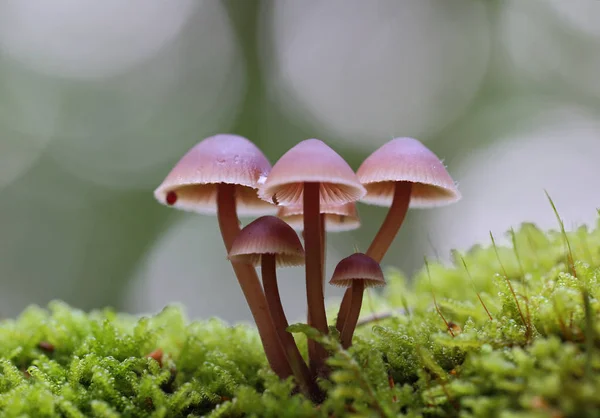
top-left (229, 216), bottom-right (305, 267)
top-left (357, 137), bottom-right (461, 208)
top-left (329, 253), bottom-right (385, 288)
top-left (258, 139), bottom-right (366, 207)
top-left (154, 134), bottom-right (276, 215)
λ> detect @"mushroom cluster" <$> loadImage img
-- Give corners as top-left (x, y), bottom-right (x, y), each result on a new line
top-left (154, 135), bottom-right (460, 401)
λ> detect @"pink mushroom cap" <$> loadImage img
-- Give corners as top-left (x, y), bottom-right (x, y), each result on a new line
top-left (154, 134), bottom-right (277, 216)
top-left (258, 139), bottom-right (366, 207)
top-left (329, 253), bottom-right (385, 288)
top-left (356, 137), bottom-right (461, 208)
top-left (228, 216), bottom-right (305, 267)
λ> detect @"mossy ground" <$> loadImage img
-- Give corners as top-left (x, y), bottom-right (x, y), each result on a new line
top-left (1, 217), bottom-right (600, 417)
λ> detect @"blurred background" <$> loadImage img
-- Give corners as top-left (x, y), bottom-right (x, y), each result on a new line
top-left (1, 0), bottom-right (599, 323)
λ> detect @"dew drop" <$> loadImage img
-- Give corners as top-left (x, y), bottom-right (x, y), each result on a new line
top-left (166, 191), bottom-right (178, 205)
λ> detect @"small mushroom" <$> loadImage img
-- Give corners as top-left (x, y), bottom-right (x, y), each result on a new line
top-left (329, 253), bottom-right (385, 348)
top-left (336, 137), bottom-right (460, 333)
top-left (154, 134), bottom-right (291, 379)
top-left (229, 216), bottom-right (319, 400)
top-left (258, 139), bottom-right (366, 371)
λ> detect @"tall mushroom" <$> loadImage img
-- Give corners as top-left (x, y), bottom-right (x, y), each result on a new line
top-left (154, 134), bottom-right (291, 379)
top-left (336, 137), bottom-right (461, 333)
top-left (258, 139), bottom-right (366, 372)
top-left (228, 216), bottom-right (320, 400)
top-left (329, 253), bottom-right (385, 348)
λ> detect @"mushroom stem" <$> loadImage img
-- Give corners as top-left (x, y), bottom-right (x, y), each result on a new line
top-left (365, 181), bottom-right (412, 263)
top-left (261, 255), bottom-right (321, 401)
top-left (306, 214), bottom-right (327, 376)
top-left (303, 182), bottom-right (328, 372)
top-left (335, 290), bottom-right (350, 332)
top-left (335, 182), bottom-right (412, 334)
top-left (320, 214), bottom-right (326, 277)
top-left (340, 280), bottom-right (365, 348)
top-left (217, 183), bottom-right (293, 379)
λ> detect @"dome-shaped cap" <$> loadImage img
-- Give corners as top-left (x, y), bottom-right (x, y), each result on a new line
top-left (154, 134), bottom-right (277, 216)
top-left (228, 216), bottom-right (305, 267)
top-left (357, 137), bottom-right (461, 208)
top-left (258, 139), bottom-right (366, 207)
top-left (329, 253), bottom-right (385, 288)
top-left (277, 202), bottom-right (361, 232)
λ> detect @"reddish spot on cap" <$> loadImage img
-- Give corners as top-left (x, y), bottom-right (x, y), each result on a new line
top-left (166, 191), bottom-right (178, 205)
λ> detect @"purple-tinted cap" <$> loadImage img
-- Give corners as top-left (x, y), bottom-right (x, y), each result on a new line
top-left (154, 134), bottom-right (277, 216)
top-left (357, 137), bottom-right (461, 208)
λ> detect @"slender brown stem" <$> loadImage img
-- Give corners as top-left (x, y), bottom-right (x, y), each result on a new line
top-left (340, 281), bottom-right (365, 348)
top-left (307, 213), bottom-right (329, 376)
top-left (336, 182), bottom-right (412, 335)
top-left (217, 183), bottom-right (292, 379)
top-left (320, 214), bottom-right (326, 278)
top-left (307, 214), bottom-right (327, 375)
top-left (366, 182), bottom-right (412, 263)
top-left (261, 255), bottom-right (321, 400)
top-left (335, 290), bottom-right (350, 332)
top-left (304, 182), bottom-right (328, 373)
top-left (306, 216), bottom-right (326, 298)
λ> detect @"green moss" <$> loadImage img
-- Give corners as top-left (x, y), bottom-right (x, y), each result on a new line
top-left (1, 217), bottom-right (600, 417)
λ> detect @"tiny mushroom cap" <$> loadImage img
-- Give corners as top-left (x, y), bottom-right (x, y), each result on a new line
top-left (357, 137), bottom-right (461, 208)
top-left (329, 253), bottom-right (385, 288)
top-left (277, 202), bottom-right (361, 232)
top-left (228, 216), bottom-right (305, 267)
top-left (258, 139), bottom-right (366, 207)
top-left (154, 134), bottom-right (276, 216)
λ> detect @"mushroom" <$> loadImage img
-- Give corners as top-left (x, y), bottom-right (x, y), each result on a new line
top-left (277, 202), bottom-right (361, 233)
top-left (258, 139), bottom-right (366, 371)
top-left (228, 216), bottom-right (320, 400)
top-left (359, 137), bottom-right (461, 260)
top-left (329, 253), bottom-right (385, 348)
top-left (154, 133), bottom-right (291, 379)
top-left (336, 137), bottom-right (460, 333)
